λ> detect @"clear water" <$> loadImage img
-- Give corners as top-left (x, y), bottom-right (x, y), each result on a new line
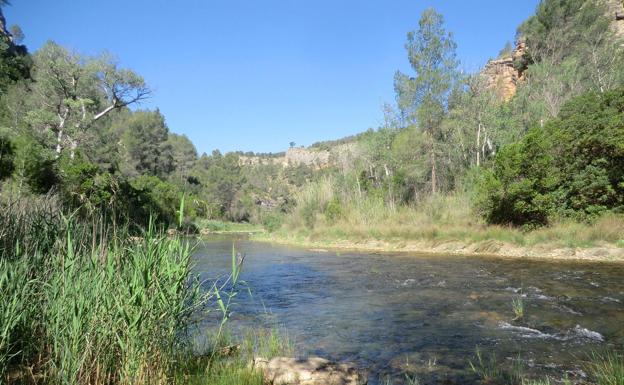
top-left (192, 235), bottom-right (624, 384)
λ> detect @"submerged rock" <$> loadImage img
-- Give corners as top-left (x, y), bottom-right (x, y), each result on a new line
top-left (253, 356), bottom-right (366, 385)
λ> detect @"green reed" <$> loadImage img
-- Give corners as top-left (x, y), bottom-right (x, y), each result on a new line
top-left (0, 197), bottom-right (274, 385)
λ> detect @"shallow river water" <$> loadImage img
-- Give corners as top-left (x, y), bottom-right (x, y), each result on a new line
top-left (193, 235), bottom-right (624, 384)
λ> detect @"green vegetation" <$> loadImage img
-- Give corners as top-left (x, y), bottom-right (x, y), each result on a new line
top-left (253, 1), bottom-right (624, 258)
top-left (197, 219), bottom-right (263, 233)
top-left (469, 348), bottom-right (505, 383)
top-left (0, 197), bottom-right (287, 384)
top-left (468, 347), bottom-right (624, 385)
top-left (587, 351), bottom-right (624, 385)
top-left (2, 0), bottom-right (621, 248)
top-left (512, 295), bottom-right (525, 321)
top-left (476, 88), bottom-right (624, 227)
top-left (1, 0), bottom-right (623, 381)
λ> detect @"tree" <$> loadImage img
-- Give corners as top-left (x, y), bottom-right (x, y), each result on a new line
top-left (0, 8), bottom-right (30, 95)
top-left (167, 133), bottom-right (197, 183)
top-left (445, 75), bottom-right (500, 169)
top-left (394, 8), bottom-right (458, 194)
top-left (27, 42), bottom-right (150, 159)
top-left (112, 110), bottom-right (173, 178)
top-left (8, 25), bottom-right (23, 44)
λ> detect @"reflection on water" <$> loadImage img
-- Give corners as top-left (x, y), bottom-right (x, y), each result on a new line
top-left (192, 235), bottom-right (624, 384)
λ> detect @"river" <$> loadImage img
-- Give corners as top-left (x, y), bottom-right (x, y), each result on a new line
top-left (193, 235), bottom-right (624, 384)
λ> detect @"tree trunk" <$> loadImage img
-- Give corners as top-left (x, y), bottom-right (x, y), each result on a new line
top-left (56, 129), bottom-right (63, 156)
top-left (476, 123), bottom-right (482, 167)
top-left (431, 149), bottom-right (437, 195)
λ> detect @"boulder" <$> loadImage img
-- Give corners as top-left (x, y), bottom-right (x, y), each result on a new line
top-left (253, 356), bottom-right (366, 385)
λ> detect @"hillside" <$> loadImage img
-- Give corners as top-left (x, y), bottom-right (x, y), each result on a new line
top-left (0, 0), bottom-right (622, 235)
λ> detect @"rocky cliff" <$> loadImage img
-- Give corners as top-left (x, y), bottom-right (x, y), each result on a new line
top-left (604, 0), bottom-right (624, 40)
top-left (482, 0), bottom-right (624, 101)
top-left (238, 143), bottom-right (357, 170)
top-left (481, 40), bottom-right (527, 102)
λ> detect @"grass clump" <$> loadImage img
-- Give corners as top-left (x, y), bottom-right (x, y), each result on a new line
top-left (512, 295), bottom-right (525, 321)
top-left (587, 351), bottom-right (624, 385)
top-left (0, 197), bottom-right (278, 385)
top-left (469, 348), bottom-right (525, 385)
top-left (469, 347), bottom-right (503, 383)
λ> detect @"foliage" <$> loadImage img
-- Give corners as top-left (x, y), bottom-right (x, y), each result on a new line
top-left (394, 8), bottom-right (458, 194)
top-left (130, 174), bottom-right (182, 225)
top-left (0, 132), bottom-right (13, 180)
top-left (262, 213), bottom-right (283, 233)
top-left (112, 109), bottom-right (174, 178)
top-left (476, 88), bottom-right (624, 226)
top-left (0, 198), bottom-right (276, 385)
top-left (324, 196), bottom-right (343, 224)
top-left (475, 129), bottom-right (559, 227)
top-left (0, 32), bottom-right (30, 94)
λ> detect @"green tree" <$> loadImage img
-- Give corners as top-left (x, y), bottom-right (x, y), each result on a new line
top-left (112, 110), bottom-right (173, 178)
top-left (394, 8), bottom-right (458, 194)
top-left (26, 42), bottom-right (149, 158)
top-left (166, 133), bottom-right (197, 184)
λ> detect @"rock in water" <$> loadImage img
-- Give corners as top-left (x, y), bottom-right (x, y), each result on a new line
top-left (253, 356), bottom-right (366, 385)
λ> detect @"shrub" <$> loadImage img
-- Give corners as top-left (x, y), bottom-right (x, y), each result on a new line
top-left (475, 128), bottom-right (559, 227)
top-left (476, 88), bottom-right (624, 227)
top-left (324, 197), bottom-right (343, 224)
top-left (262, 213), bottom-right (283, 233)
top-left (0, 134), bottom-right (14, 181)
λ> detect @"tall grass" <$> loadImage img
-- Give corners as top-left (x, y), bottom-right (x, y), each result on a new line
top-left (587, 351), bottom-right (624, 385)
top-left (512, 295), bottom-right (525, 321)
top-left (274, 178), bottom-right (624, 250)
top-left (0, 197), bottom-right (273, 385)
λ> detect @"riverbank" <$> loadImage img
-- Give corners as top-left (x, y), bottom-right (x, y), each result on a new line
top-left (253, 222), bottom-right (624, 262)
top-left (196, 219), bottom-right (264, 234)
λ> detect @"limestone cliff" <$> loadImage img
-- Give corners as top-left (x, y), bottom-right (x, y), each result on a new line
top-left (481, 40), bottom-right (527, 102)
top-left (604, 0), bottom-right (624, 40)
top-left (238, 143), bottom-right (357, 170)
top-left (482, 0), bottom-right (624, 102)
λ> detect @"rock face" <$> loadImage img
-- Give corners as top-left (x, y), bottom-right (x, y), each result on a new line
top-left (285, 148), bottom-right (331, 169)
top-left (0, 7), bottom-right (10, 39)
top-left (253, 356), bottom-right (366, 385)
top-left (481, 40), bottom-right (527, 102)
top-left (604, 0), bottom-right (624, 40)
top-left (238, 143), bottom-right (357, 170)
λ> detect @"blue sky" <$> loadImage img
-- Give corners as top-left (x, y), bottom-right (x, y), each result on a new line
top-left (6, 0), bottom-right (540, 155)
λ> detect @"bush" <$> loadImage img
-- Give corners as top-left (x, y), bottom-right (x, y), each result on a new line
top-left (130, 174), bottom-right (182, 225)
top-left (324, 196), bottom-right (343, 224)
top-left (0, 134), bottom-right (14, 181)
top-left (475, 129), bottom-right (559, 227)
top-left (262, 213), bottom-right (283, 232)
top-left (476, 88), bottom-right (624, 226)
top-left (301, 202), bottom-right (317, 229)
